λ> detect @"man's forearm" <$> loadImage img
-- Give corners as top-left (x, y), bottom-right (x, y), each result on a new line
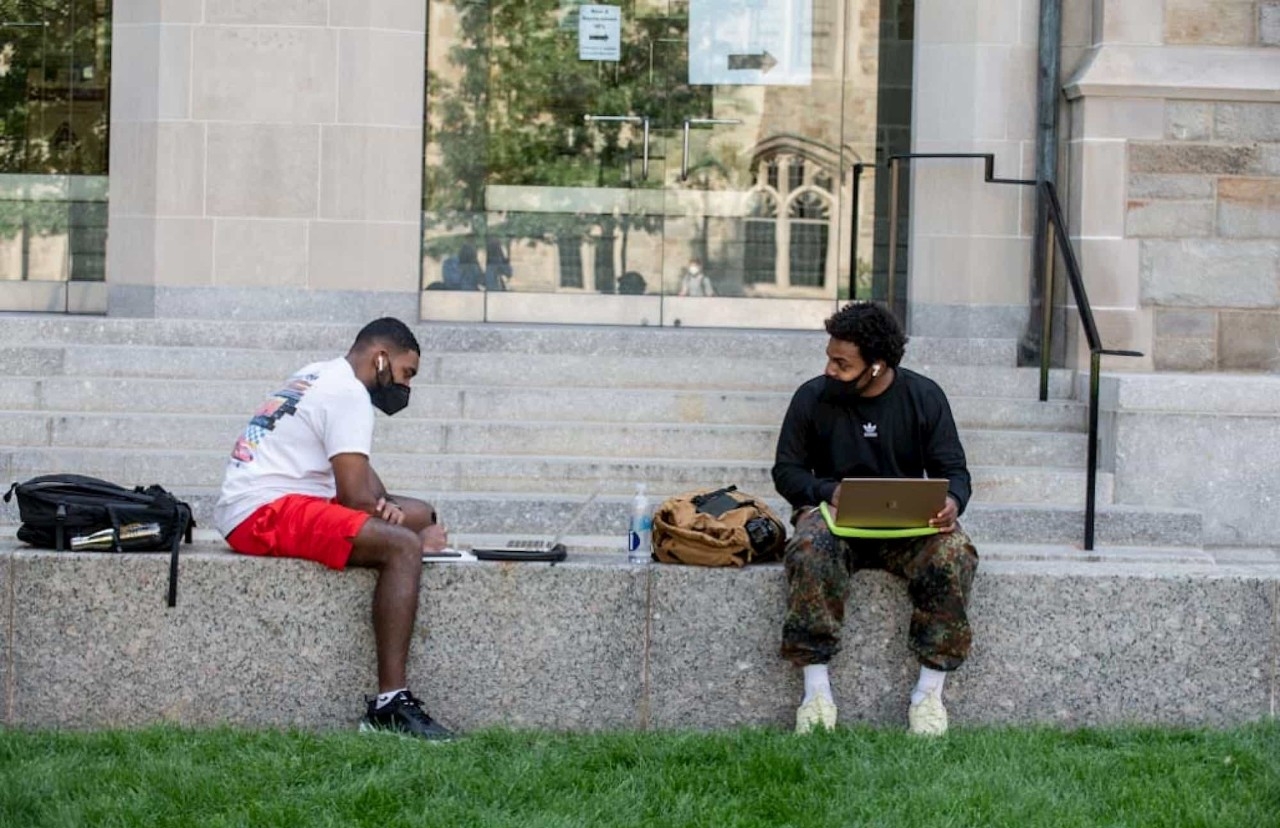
top-left (367, 466), bottom-right (389, 502)
top-left (773, 463), bottom-right (838, 509)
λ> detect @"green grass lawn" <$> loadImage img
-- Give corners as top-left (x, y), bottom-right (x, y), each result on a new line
top-left (2, 723), bottom-right (1277, 828)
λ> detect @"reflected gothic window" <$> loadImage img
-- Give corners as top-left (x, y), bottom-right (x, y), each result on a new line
top-left (745, 146), bottom-right (838, 292)
top-left (787, 160), bottom-right (804, 193)
top-left (788, 189), bottom-right (830, 288)
top-left (744, 191), bottom-right (778, 285)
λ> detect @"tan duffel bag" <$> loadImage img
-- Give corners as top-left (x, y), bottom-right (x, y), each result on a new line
top-left (651, 485), bottom-right (787, 567)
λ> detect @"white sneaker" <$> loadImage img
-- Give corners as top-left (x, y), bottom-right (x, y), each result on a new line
top-left (907, 688), bottom-right (948, 736)
top-left (795, 694), bottom-right (837, 734)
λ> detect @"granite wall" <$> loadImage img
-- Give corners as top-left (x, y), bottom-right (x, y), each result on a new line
top-left (3, 547), bottom-right (1276, 731)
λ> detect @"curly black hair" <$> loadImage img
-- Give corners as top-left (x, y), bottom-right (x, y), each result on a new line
top-left (352, 317), bottom-right (421, 355)
top-left (824, 301), bottom-right (907, 368)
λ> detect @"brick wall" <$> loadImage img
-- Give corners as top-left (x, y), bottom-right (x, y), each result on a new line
top-left (1129, 102), bottom-right (1280, 371)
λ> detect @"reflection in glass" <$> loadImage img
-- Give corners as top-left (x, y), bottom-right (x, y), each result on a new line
top-left (0, 0), bottom-right (111, 284)
top-left (422, 0), bottom-right (914, 321)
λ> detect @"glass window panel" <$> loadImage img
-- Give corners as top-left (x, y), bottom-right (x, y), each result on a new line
top-left (789, 222), bottom-right (827, 288)
top-left (744, 219), bottom-right (776, 285)
top-left (787, 160), bottom-right (804, 194)
top-left (0, 1), bottom-right (110, 287)
top-left (423, 0), bottom-right (915, 324)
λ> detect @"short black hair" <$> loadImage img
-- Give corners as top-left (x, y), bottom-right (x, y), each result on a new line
top-left (824, 302), bottom-right (907, 368)
top-left (353, 317), bottom-right (421, 355)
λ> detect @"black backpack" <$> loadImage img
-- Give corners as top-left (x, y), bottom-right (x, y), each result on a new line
top-left (4, 474), bottom-right (195, 607)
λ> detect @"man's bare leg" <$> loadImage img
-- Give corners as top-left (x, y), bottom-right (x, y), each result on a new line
top-left (346, 519), bottom-right (423, 692)
top-left (386, 494), bottom-right (447, 550)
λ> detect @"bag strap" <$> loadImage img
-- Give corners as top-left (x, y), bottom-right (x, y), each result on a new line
top-left (26, 477), bottom-right (145, 501)
top-left (167, 528), bottom-right (180, 608)
top-left (166, 503), bottom-right (194, 608)
top-left (55, 503), bottom-right (67, 551)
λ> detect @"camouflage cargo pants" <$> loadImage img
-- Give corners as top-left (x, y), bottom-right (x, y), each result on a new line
top-left (780, 508), bottom-right (978, 671)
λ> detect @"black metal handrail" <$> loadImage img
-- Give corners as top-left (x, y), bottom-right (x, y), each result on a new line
top-left (858, 154), bottom-right (1142, 550)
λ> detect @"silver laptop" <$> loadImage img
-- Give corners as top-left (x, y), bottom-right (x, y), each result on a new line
top-left (469, 491), bottom-right (600, 559)
top-left (832, 478), bottom-right (949, 529)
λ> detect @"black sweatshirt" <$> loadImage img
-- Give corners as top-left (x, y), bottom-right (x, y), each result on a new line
top-left (771, 368), bottom-right (972, 514)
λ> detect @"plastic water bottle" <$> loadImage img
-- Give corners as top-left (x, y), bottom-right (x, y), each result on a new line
top-left (627, 483), bottom-right (652, 564)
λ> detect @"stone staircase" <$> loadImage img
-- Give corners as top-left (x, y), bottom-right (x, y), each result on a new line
top-left (0, 313), bottom-right (1202, 553)
top-left (7, 313), bottom-right (1278, 734)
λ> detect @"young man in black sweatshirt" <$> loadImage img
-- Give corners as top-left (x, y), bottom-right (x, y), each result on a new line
top-left (773, 301), bottom-right (978, 736)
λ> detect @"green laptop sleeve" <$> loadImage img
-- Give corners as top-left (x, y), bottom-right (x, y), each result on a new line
top-left (818, 502), bottom-right (940, 540)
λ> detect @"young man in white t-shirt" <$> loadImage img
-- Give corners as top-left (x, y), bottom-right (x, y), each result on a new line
top-left (214, 317), bottom-right (453, 740)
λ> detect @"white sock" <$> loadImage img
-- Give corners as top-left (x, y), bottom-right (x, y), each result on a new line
top-left (802, 664), bottom-right (832, 704)
top-left (375, 688), bottom-right (407, 709)
top-left (911, 666), bottom-right (947, 705)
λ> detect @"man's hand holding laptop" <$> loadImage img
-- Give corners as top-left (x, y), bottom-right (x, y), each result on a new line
top-left (928, 494), bottom-right (959, 533)
top-left (827, 480), bottom-right (959, 534)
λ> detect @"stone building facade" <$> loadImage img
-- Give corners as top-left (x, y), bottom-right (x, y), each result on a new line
top-left (0, 0), bottom-right (1272, 374)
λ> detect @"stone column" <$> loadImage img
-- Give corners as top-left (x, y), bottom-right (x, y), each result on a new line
top-left (905, 0), bottom-right (1040, 339)
top-left (106, 0), bottom-right (426, 321)
top-left (1059, 0), bottom-right (1165, 371)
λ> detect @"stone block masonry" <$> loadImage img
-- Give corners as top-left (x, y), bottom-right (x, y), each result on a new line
top-left (1130, 100), bottom-right (1280, 371)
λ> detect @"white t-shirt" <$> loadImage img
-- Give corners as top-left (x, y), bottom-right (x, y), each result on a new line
top-left (213, 357), bottom-right (374, 536)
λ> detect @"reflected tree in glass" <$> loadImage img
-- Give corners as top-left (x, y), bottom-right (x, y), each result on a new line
top-left (424, 0), bottom-right (709, 290)
top-left (0, 0), bottom-right (111, 281)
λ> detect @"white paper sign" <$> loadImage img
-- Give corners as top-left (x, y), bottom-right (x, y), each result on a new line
top-left (579, 4), bottom-right (621, 61)
top-left (688, 0), bottom-right (812, 86)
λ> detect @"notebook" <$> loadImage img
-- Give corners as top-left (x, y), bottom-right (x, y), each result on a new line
top-left (819, 478), bottom-right (948, 539)
top-left (468, 491), bottom-right (600, 562)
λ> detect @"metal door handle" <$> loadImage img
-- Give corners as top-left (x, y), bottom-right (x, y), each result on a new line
top-left (583, 114), bottom-right (651, 180)
top-left (681, 118), bottom-right (742, 181)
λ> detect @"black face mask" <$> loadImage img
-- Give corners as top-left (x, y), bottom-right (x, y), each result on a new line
top-left (370, 360), bottom-right (411, 416)
top-left (820, 365), bottom-right (875, 407)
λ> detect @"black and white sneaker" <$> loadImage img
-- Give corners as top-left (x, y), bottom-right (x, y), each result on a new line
top-left (359, 690), bottom-right (454, 741)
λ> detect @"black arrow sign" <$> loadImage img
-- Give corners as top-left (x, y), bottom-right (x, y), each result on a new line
top-left (727, 51), bottom-right (778, 73)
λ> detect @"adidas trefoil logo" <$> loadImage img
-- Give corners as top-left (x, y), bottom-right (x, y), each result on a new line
top-left (862, 422), bottom-right (878, 439)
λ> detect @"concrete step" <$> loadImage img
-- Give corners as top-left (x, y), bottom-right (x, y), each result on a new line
top-left (4, 466), bottom-right (1108, 514)
top-left (1, 445), bottom-right (1109, 504)
top-left (0, 345), bottom-right (1075, 397)
top-left (0, 377), bottom-right (1086, 430)
top-left (5, 527), bottom-right (1231, 568)
top-left (439, 356), bottom-right (1073, 397)
top-left (415, 497), bottom-right (1201, 550)
top-left (0, 412), bottom-right (1090, 467)
top-left (448, 540), bottom-right (1222, 567)
top-left (0, 317), bottom-right (1018, 366)
top-left (1, 474), bottom-right (1182, 547)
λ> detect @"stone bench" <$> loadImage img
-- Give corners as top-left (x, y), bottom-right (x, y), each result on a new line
top-left (2, 538), bottom-right (1276, 732)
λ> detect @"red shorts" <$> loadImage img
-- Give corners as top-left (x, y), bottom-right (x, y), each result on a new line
top-left (225, 494), bottom-right (371, 570)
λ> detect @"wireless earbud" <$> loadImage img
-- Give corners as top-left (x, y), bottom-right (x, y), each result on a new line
top-left (378, 356), bottom-right (386, 372)
top-left (872, 364), bottom-right (881, 378)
